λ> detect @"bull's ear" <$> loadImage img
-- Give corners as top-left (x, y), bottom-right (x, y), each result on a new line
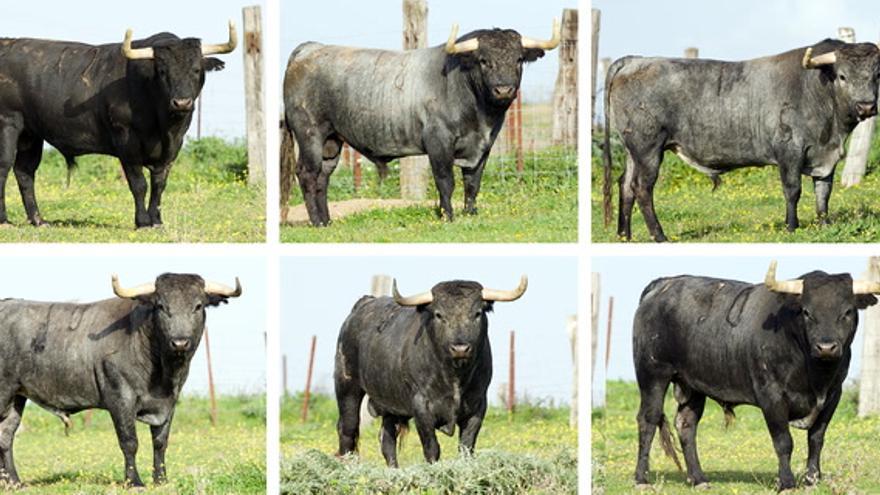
top-left (856, 294), bottom-right (878, 309)
top-left (207, 295), bottom-right (229, 307)
top-left (203, 57), bottom-right (225, 72)
top-left (482, 301), bottom-right (495, 313)
top-left (522, 48), bottom-right (545, 63)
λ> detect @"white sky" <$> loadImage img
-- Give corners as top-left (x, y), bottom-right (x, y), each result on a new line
top-left (592, 256), bottom-right (877, 394)
top-left (279, 0), bottom-right (575, 103)
top-left (281, 256), bottom-right (578, 406)
top-left (0, 257), bottom-right (266, 396)
top-left (0, 0), bottom-right (262, 139)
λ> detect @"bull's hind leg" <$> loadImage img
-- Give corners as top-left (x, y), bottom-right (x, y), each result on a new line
top-left (13, 136), bottom-right (46, 226)
top-left (617, 152), bottom-right (637, 240)
top-left (334, 381), bottom-right (365, 457)
top-left (632, 149), bottom-right (667, 242)
top-left (812, 173), bottom-right (834, 225)
top-left (673, 386), bottom-right (709, 487)
top-left (634, 378), bottom-right (671, 486)
top-left (0, 395), bottom-right (25, 486)
top-left (379, 415), bottom-right (407, 467)
top-left (0, 114), bottom-right (24, 225)
top-left (293, 129), bottom-right (341, 226)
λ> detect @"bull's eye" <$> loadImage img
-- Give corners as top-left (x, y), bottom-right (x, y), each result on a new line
top-left (156, 303), bottom-right (167, 313)
top-left (843, 308), bottom-right (855, 320)
top-left (803, 308), bottom-right (812, 320)
top-left (839, 73), bottom-right (847, 82)
top-left (194, 303), bottom-right (203, 313)
top-left (473, 311), bottom-right (482, 320)
top-left (434, 311), bottom-right (443, 320)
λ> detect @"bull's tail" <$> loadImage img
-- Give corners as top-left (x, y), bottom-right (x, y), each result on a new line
top-left (658, 414), bottom-right (683, 472)
top-left (721, 403), bottom-right (737, 428)
top-left (397, 421), bottom-right (409, 451)
top-left (64, 155), bottom-right (77, 189)
top-left (602, 59), bottom-right (624, 227)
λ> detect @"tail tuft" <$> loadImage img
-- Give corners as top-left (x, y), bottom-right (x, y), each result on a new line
top-left (658, 415), bottom-right (682, 471)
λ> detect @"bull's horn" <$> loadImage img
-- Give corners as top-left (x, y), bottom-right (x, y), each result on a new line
top-left (392, 279), bottom-right (433, 306)
top-left (202, 19), bottom-right (238, 56)
top-left (482, 275), bottom-right (529, 302)
top-left (521, 18), bottom-right (561, 50)
top-left (112, 274), bottom-right (156, 298)
top-left (445, 24), bottom-right (480, 55)
top-left (764, 261), bottom-right (803, 295)
top-left (121, 29), bottom-right (155, 60)
top-left (853, 280), bottom-right (880, 294)
top-left (802, 47), bottom-right (837, 69)
top-left (205, 277), bottom-right (242, 297)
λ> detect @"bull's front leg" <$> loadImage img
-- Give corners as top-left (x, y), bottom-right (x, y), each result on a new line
top-left (812, 173), bottom-right (834, 225)
top-left (413, 399), bottom-right (441, 462)
top-left (760, 408), bottom-right (796, 491)
top-left (805, 388), bottom-right (842, 485)
top-left (147, 165), bottom-right (171, 227)
top-left (778, 164), bottom-right (802, 232)
top-left (121, 163), bottom-right (152, 229)
top-left (461, 153), bottom-right (490, 215)
top-left (457, 399), bottom-right (487, 455)
top-left (424, 132), bottom-right (456, 221)
top-left (150, 412), bottom-right (175, 484)
top-left (108, 405), bottom-right (144, 487)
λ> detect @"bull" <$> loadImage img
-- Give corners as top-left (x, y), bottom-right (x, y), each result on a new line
top-left (602, 40), bottom-right (880, 242)
top-left (0, 23), bottom-right (237, 228)
top-left (284, 21), bottom-right (560, 226)
top-left (632, 261), bottom-right (878, 490)
top-left (0, 273), bottom-right (242, 487)
top-left (333, 275), bottom-right (527, 465)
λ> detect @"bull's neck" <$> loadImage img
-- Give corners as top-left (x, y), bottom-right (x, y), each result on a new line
top-left (807, 71), bottom-right (860, 138)
top-left (130, 307), bottom-right (195, 396)
top-left (446, 63), bottom-right (512, 127)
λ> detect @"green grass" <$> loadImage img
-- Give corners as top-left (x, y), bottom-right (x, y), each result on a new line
top-left (591, 128), bottom-right (880, 242)
top-left (0, 137), bottom-right (264, 242)
top-left (595, 381), bottom-right (880, 494)
top-left (11, 394), bottom-right (265, 494)
top-left (281, 393), bottom-right (577, 494)
top-left (281, 147), bottom-right (577, 243)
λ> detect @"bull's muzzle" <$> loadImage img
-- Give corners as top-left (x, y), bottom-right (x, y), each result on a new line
top-left (171, 98), bottom-right (194, 112)
top-left (170, 338), bottom-right (192, 353)
top-left (814, 341), bottom-right (841, 360)
top-left (450, 343), bottom-right (473, 359)
top-left (856, 101), bottom-right (877, 120)
top-left (492, 85), bottom-right (517, 101)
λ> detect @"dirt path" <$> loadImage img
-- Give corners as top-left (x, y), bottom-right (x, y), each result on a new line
top-left (284, 198), bottom-right (432, 225)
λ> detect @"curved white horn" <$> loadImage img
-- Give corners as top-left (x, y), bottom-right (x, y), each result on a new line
top-left (482, 275), bottom-right (529, 302)
top-left (111, 274), bottom-right (156, 298)
top-left (121, 29), bottom-right (154, 60)
top-left (202, 19), bottom-right (238, 56)
top-left (204, 277), bottom-right (242, 297)
top-left (764, 261), bottom-right (803, 295)
top-left (853, 279), bottom-right (880, 294)
top-left (392, 279), bottom-right (433, 306)
top-left (802, 47), bottom-right (836, 69)
top-left (521, 18), bottom-right (561, 50)
top-left (445, 24), bottom-right (479, 54)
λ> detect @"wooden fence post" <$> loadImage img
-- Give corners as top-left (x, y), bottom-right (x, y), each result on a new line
top-left (591, 273), bottom-right (600, 378)
top-left (358, 275), bottom-right (393, 426)
top-left (591, 9), bottom-right (600, 126)
top-left (400, 0), bottom-right (430, 200)
top-left (301, 335), bottom-right (317, 422)
top-left (683, 47), bottom-right (699, 59)
top-left (243, 6), bottom-right (266, 186)
top-left (605, 297), bottom-right (614, 371)
top-left (566, 315), bottom-right (578, 428)
top-left (205, 326), bottom-right (218, 426)
top-left (598, 57), bottom-right (612, 126)
top-left (860, 257), bottom-right (880, 416)
top-left (507, 330), bottom-right (516, 415)
top-left (515, 91), bottom-right (524, 173)
top-left (196, 95), bottom-right (202, 140)
top-left (839, 27), bottom-right (876, 187)
top-left (552, 8), bottom-right (578, 147)
top-left (282, 354), bottom-right (288, 397)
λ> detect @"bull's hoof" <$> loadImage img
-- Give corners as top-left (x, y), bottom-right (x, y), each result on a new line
top-left (804, 471), bottom-right (820, 486)
top-left (149, 223), bottom-right (164, 229)
top-left (817, 216), bottom-right (831, 226)
top-left (694, 482), bottom-right (711, 490)
top-left (634, 483), bottom-right (653, 490)
top-left (463, 207), bottom-right (478, 216)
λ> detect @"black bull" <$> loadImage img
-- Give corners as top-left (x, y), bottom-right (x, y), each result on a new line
top-left (632, 261), bottom-right (879, 490)
top-left (0, 273), bottom-right (241, 487)
top-left (284, 21), bottom-right (560, 226)
top-left (603, 40), bottom-right (880, 242)
top-left (0, 23), bottom-right (236, 228)
top-left (333, 276), bottom-right (527, 466)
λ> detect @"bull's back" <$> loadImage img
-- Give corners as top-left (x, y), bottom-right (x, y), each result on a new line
top-left (286, 43), bottom-right (445, 157)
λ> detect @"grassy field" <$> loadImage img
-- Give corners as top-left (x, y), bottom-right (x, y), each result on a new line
top-left (281, 146), bottom-right (577, 243)
top-left (594, 381), bottom-right (880, 494)
top-left (10, 394), bottom-right (265, 494)
top-left (0, 138), bottom-right (264, 242)
top-left (281, 393), bottom-right (577, 494)
top-left (591, 128), bottom-right (880, 242)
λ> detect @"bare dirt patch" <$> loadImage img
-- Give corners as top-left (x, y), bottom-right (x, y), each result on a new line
top-left (284, 198), bottom-right (432, 225)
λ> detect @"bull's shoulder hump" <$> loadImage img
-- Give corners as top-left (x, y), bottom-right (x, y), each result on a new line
top-left (640, 275), bottom-right (753, 302)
